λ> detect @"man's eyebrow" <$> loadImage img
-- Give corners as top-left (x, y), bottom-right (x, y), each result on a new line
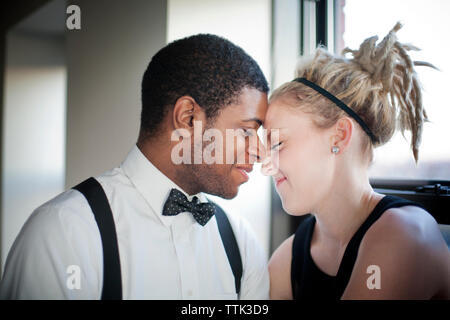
top-left (242, 118), bottom-right (263, 126)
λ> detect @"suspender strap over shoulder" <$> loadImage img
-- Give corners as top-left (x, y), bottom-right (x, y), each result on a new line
top-left (73, 177), bottom-right (123, 300)
top-left (213, 203), bottom-right (243, 295)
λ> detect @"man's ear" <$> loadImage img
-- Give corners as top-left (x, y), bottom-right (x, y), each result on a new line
top-left (330, 116), bottom-right (353, 154)
top-left (172, 96), bottom-right (207, 134)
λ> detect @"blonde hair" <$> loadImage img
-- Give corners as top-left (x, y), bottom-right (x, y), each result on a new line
top-left (270, 22), bottom-right (437, 163)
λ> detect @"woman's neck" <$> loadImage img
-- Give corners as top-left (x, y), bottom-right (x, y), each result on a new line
top-left (312, 166), bottom-right (384, 249)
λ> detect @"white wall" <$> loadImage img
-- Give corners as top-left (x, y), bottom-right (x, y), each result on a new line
top-left (65, 0), bottom-right (167, 188)
top-left (1, 31), bottom-right (66, 272)
top-left (168, 0), bottom-right (272, 259)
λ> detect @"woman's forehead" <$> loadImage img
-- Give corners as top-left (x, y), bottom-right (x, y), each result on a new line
top-left (265, 101), bottom-right (316, 137)
top-left (264, 100), bottom-right (295, 129)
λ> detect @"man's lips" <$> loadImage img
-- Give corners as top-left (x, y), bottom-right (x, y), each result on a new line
top-left (276, 176), bottom-right (287, 187)
top-left (235, 166), bottom-right (253, 181)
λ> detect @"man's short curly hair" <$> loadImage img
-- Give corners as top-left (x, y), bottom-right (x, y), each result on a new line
top-left (140, 34), bottom-right (269, 138)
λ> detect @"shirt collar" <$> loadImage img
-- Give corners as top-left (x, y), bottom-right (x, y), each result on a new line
top-left (120, 145), bottom-right (208, 227)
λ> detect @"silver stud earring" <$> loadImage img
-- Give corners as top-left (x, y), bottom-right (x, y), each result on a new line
top-left (331, 146), bottom-right (340, 154)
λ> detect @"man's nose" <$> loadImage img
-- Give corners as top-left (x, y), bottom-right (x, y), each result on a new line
top-left (248, 135), bottom-right (267, 164)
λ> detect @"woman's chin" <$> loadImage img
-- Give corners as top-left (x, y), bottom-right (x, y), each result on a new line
top-left (281, 199), bottom-right (309, 216)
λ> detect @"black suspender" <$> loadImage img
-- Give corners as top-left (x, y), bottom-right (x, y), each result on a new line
top-left (211, 202), bottom-right (243, 295)
top-left (73, 177), bottom-right (242, 300)
top-left (73, 177), bottom-right (123, 300)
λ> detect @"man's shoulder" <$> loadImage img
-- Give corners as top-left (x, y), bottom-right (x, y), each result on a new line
top-left (207, 199), bottom-right (265, 259)
top-left (207, 199), bottom-right (270, 299)
top-left (1, 183), bottom-right (107, 299)
top-left (208, 200), bottom-right (253, 238)
top-left (20, 189), bottom-right (95, 245)
top-left (27, 168), bottom-right (129, 237)
top-left (94, 167), bottom-right (140, 200)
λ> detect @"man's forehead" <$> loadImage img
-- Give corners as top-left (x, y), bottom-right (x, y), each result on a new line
top-left (224, 89), bottom-right (267, 120)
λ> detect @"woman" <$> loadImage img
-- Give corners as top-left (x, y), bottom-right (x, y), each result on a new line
top-left (264, 23), bottom-right (450, 299)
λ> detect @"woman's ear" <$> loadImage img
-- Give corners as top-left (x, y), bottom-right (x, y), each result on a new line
top-left (172, 96), bottom-right (207, 134)
top-left (330, 117), bottom-right (353, 154)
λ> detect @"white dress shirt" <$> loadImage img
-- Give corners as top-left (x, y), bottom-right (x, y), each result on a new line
top-left (0, 145), bottom-right (269, 300)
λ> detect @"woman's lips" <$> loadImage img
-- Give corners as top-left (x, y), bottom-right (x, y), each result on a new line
top-left (276, 177), bottom-right (287, 187)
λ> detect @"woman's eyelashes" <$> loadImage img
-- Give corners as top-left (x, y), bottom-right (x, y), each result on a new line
top-left (271, 141), bottom-right (283, 151)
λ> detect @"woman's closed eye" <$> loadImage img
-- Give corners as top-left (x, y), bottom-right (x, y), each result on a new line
top-left (271, 141), bottom-right (283, 151)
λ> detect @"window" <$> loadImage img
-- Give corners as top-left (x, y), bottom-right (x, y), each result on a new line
top-left (335, 0), bottom-right (450, 181)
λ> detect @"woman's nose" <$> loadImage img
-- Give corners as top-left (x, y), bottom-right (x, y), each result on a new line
top-left (260, 153), bottom-right (278, 176)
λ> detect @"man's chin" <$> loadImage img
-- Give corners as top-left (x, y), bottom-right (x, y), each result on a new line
top-left (221, 190), bottom-right (238, 200)
top-left (207, 185), bottom-right (239, 200)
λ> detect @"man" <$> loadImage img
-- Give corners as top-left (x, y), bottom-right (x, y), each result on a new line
top-left (0, 34), bottom-right (269, 299)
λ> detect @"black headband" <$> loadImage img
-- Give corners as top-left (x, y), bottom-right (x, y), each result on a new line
top-left (293, 77), bottom-right (378, 144)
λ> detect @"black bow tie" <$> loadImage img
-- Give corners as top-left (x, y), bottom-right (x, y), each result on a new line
top-left (162, 188), bottom-right (216, 226)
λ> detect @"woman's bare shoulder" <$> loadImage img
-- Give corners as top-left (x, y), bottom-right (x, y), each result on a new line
top-left (365, 205), bottom-right (447, 254)
top-left (268, 234), bottom-right (295, 300)
top-left (343, 205), bottom-right (450, 299)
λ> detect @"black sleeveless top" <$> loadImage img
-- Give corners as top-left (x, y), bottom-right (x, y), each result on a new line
top-left (291, 195), bottom-right (426, 300)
